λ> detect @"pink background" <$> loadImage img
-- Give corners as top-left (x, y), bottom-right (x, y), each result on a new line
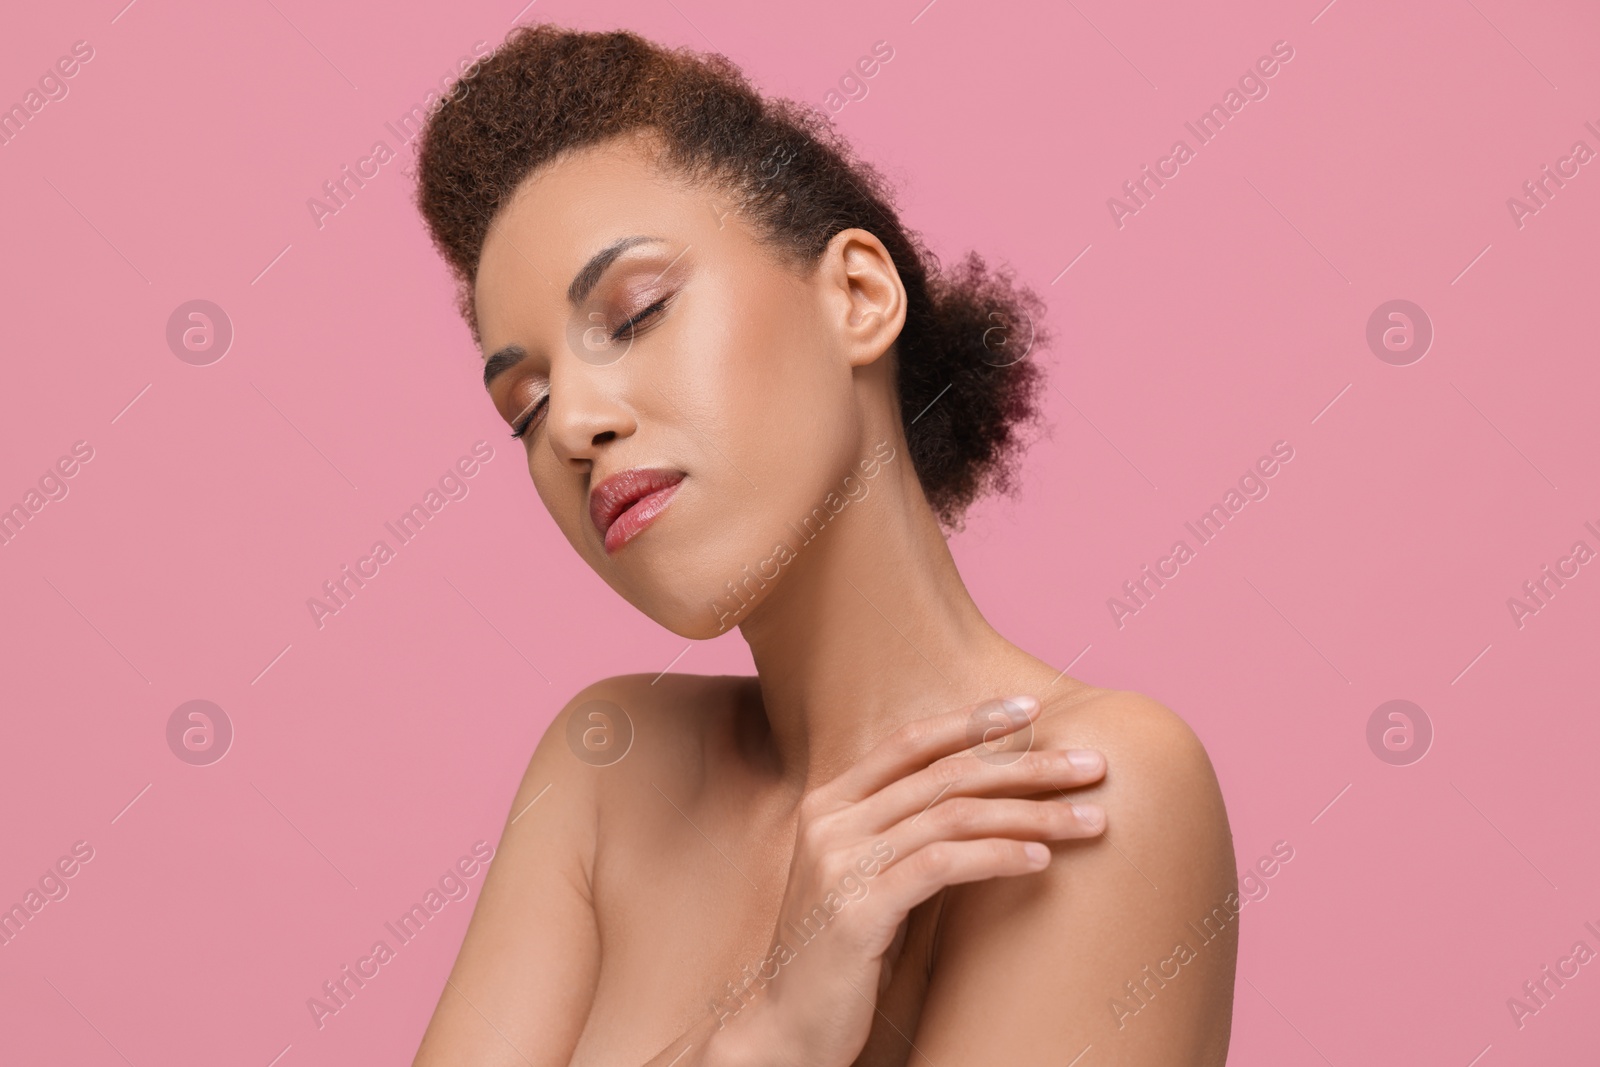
top-left (3, 0), bottom-right (1597, 1063)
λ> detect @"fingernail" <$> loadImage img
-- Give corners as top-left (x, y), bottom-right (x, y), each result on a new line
top-left (1071, 803), bottom-right (1105, 830)
top-left (1024, 842), bottom-right (1051, 863)
top-left (1067, 750), bottom-right (1103, 772)
top-left (1003, 695), bottom-right (1038, 723)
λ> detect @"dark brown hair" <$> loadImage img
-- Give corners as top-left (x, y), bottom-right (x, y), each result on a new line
top-left (414, 23), bottom-right (1051, 530)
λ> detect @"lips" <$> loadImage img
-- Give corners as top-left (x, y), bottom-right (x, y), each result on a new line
top-left (589, 467), bottom-right (685, 553)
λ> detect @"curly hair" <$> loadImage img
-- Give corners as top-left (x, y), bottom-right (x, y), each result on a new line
top-left (413, 23), bottom-right (1051, 530)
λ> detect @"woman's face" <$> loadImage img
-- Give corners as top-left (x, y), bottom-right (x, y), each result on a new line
top-left (474, 130), bottom-right (902, 638)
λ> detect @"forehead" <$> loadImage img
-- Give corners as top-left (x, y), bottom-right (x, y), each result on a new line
top-left (473, 132), bottom-right (724, 339)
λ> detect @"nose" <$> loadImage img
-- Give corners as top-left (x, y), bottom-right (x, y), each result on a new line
top-left (543, 355), bottom-right (636, 466)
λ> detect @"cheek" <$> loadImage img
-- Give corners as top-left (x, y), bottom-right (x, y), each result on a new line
top-left (690, 284), bottom-right (853, 483)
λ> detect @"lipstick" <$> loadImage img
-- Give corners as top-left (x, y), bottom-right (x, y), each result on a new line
top-left (589, 468), bottom-right (685, 554)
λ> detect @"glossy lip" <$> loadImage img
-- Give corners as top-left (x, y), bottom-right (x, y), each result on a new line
top-left (590, 468), bottom-right (686, 554)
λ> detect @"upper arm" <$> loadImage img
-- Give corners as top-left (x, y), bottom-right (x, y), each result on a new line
top-left (911, 690), bottom-right (1238, 1066)
top-left (412, 680), bottom-right (617, 1067)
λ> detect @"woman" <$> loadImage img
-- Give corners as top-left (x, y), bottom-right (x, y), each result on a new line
top-left (410, 23), bottom-right (1237, 1067)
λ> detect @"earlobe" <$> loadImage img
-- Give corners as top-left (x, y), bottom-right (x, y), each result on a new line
top-left (829, 228), bottom-right (905, 368)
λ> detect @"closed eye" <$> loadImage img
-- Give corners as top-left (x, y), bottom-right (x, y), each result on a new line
top-left (510, 392), bottom-right (548, 440)
top-left (610, 294), bottom-right (671, 342)
top-left (512, 293), bottom-right (674, 439)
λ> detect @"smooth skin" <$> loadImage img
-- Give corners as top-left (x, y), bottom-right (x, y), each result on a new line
top-left (413, 128), bottom-right (1237, 1066)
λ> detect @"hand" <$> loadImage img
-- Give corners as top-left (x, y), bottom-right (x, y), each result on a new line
top-left (711, 694), bottom-right (1108, 1067)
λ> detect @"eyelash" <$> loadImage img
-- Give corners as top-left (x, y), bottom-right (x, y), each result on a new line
top-left (509, 295), bottom-right (673, 440)
top-left (610, 294), bottom-right (671, 342)
top-left (509, 393), bottom-right (547, 439)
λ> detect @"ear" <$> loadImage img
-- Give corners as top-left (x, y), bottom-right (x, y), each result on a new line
top-left (818, 228), bottom-right (907, 369)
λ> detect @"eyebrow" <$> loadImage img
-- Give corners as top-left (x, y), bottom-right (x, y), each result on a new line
top-left (482, 345), bottom-right (526, 392)
top-left (482, 234), bottom-right (668, 392)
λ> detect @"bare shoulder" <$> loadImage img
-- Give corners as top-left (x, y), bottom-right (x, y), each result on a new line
top-left (520, 671), bottom-right (749, 815)
top-left (1036, 684), bottom-right (1227, 824)
top-left (1030, 684), bottom-right (1236, 916)
top-left (913, 684), bottom-right (1239, 1064)
top-left (412, 672), bottom-right (747, 1065)
top-left (1038, 683), bottom-right (1209, 753)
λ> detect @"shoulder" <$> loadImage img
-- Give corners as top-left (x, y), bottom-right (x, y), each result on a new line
top-left (533, 670), bottom-right (735, 759)
top-left (520, 671), bottom-right (748, 817)
top-left (1037, 683), bottom-right (1208, 755)
top-left (1037, 685), bottom-right (1225, 820)
top-left (478, 671), bottom-right (745, 927)
top-left (1030, 684), bottom-right (1234, 902)
top-left (418, 673), bottom-right (732, 1062)
top-left (912, 685), bottom-right (1238, 1062)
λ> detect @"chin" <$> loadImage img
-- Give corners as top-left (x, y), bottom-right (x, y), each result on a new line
top-left (607, 570), bottom-right (764, 640)
top-left (567, 470), bottom-right (822, 638)
top-left (598, 527), bottom-right (788, 640)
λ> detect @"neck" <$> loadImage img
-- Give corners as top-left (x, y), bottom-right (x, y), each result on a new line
top-left (735, 440), bottom-right (1044, 793)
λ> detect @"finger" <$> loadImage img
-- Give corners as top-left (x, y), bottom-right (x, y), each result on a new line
top-left (853, 746), bottom-right (1106, 834)
top-left (824, 695), bottom-right (1041, 805)
top-left (867, 837), bottom-right (1054, 932)
top-left (882, 795), bottom-right (1106, 859)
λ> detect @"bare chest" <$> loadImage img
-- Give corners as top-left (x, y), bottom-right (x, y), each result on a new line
top-left (567, 793), bottom-right (944, 1067)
